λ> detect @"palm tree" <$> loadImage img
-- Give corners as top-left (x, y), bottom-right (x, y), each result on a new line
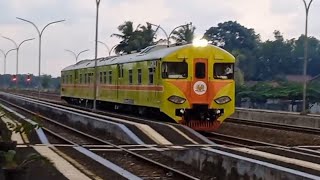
top-left (171, 25), bottom-right (196, 44)
top-left (139, 23), bottom-right (156, 48)
top-left (111, 21), bottom-right (141, 54)
top-left (112, 21), bottom-right (156, 54)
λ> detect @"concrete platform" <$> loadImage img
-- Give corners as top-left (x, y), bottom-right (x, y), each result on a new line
top-left (34, 145), bottom-right (91, 180)
top-left (163, 146), bottom-right (320, 179)
top-left (233, 107), bottom-right (320, 128)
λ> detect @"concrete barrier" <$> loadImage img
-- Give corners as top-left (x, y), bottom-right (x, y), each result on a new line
top-left (233, 108), bottom-right (320, 128)
top-left (163, 147), bottom-right (320, 179)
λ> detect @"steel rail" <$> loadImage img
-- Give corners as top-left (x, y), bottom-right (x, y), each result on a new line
top-left (227, 117), bottom-right (320, 135)
top-left (0, 97), bottom-right (199, 180)
top-left (203, 132), bottom-right (287, 148)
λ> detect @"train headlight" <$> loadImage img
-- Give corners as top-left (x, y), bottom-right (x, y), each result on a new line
top-left (214, 96), bottom-right (231, 104)
top-left (168, 96), bottom-right (186, 104)
top-left (192, 38), bottom-right (208, 47)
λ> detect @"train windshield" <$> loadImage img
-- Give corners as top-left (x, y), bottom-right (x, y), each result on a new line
top-left (214, 63), bottom-right (234, 80)
top-left (162, 62), bottom-right (188, 79)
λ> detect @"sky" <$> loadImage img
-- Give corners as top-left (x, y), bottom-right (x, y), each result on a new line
top-left (0, 0), bottom-right (319, 77)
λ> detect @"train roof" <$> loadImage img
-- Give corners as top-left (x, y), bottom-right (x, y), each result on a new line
top-left (62, 44), bottom-right (232, 71)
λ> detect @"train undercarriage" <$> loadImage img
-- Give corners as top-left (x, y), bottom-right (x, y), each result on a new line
top-left (61, 96), bottom-right (222, 131)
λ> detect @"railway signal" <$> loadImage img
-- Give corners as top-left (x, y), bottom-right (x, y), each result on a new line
top-left (26, 74), bottom-right (31, 82)
top-left (12, 75), bottom-right (17, 82)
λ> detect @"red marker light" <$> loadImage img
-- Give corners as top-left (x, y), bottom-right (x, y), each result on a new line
top-left (12, 75), bottom-right (17, 81)
top-left (26, 74), bottom-right (31, 82)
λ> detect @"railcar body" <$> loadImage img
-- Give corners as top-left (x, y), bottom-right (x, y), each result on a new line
top-left (61, 44), bottom-right (235, 131)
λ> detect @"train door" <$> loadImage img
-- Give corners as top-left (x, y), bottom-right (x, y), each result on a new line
top-left (117, 64), bottom-right (124, 101)
top-left (74, 70), bottom-right (78, 97)
top-left (190, 59), bottom-right (208, 104)
top-left (152, 60), bottom-right (160, 106)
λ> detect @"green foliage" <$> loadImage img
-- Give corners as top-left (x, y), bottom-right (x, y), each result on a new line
top-left (0, 111), bottom-right (49, 171)
top-left (202, 21), bottom-right (320, 81)
top-left (17, 153), bottom-right (51, 169)
top-left (236, 81), bottom-right (320, 106)
top-left (1, 111), bottom-right (42, 137)
top-left (0, 150), bottom-right (51, 170)
top-left (1, 150), bottom-right (17, 169)
top-left (0, 74), bottom-right (60, 92)
top-left (112, 21), bottom-right (157, 54)
top-left (171, 25), bottom-right (196, 44)
top-left (204, 21), bottom-right (260, 51)
top-left (41, 74), bottom-right (52, 89)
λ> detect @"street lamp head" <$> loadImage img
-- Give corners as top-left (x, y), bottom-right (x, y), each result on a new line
top-left (2, 36), bottom-right (18, 48)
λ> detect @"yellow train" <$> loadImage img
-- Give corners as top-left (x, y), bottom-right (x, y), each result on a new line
top-left (61, 43), bottom-right (235, 131)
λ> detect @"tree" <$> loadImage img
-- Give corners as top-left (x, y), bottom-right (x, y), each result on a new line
top-left (112, 21), bottom-right (156, 54)
top-left (111, 21), bottom-right (141, 54)
top-left (138, 23), bottom-right (156, 48)
top-left (256, 30), bottom-right (295, 80)
top-left (204, 21), bottom-right (261, 81)
top-left (203, 21), bottom-right (260, 51)
top-left (293, 35), bottom-right (320, 77)
top-left (41, 74), bottom-right (51, 89)
top-left (171, 25), bottom-right (196, 44)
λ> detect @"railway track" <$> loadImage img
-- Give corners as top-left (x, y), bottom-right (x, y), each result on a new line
top-left (203, 131), bottom-right (286, 148)
top-left (226, 117), bottom-right (320, 135)
top-left (0, 94), bottom-right (207, 180)
top-left (11, 89), bottom-right (320, 135)
top-left (3, 91), bottom-right (320, 179)
top-left (2, 90), bottom-right (209, 145)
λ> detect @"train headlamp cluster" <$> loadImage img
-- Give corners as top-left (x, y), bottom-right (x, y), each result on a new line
top-left (168, 95), bottom-right (186, 104)
top-left (192, 38), bottom-right (209, 47)
top-left (214, 96), bottom-right (231, 105)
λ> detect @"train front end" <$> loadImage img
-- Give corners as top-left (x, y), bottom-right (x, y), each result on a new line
top-left (160, 43), bottom-right (235, 131)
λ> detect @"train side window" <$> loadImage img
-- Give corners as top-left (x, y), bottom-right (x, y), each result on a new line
top-left (137, 69), bottom-right (142, 85)
top-left (88, 73), bottom-right (91, 84)
top-left (66, 75), bottom-right (69, 84)
top-left (70, 75), bottom-right (73, 84)
top-left (103, 72), bottom-right (107, 84)
top-left (62, 75), bottom-right (64, 84)
top-left (162, 62), bottom-right (187, 79)
top-left (84, 74), bottom-right (87, 84)
top-left (129, 69), bottom-right (133, 84)
top-left (214, 63), bottom-right (234, 80)
top-left (108, 71), bottom-right (112, 84)
top-left (80, 74), bottom-right (82, 84)
top-left (195, 63), bottom-right (205, 79)
top-left (148, 68), bottom-right (154, 84)
top-left (99, 72), bottom-right (103, 83)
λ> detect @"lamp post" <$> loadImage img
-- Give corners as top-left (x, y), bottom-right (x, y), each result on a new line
top-left (147, 22), bottom-right (192, 46)
top-left (0, 48), bottom-right (16, 74)
top-left (301, 0), bottom-right (314, 114)
top-left (147, 22), bottom-right (168, 45)
top-left (97, 41), bottom-right (110, 56)
top-left (93, 0), bottom-right (101, 110)
top-left (98, 41), bottom-right (117, 56)
top-left (2, 36), bottom-right (34, 89)
top-left (16, 17), bottom-right (65, 99)
top-left (65, 49), bottom-right (90, 62)
top-left (167, 22), bottom-right (192, 46)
